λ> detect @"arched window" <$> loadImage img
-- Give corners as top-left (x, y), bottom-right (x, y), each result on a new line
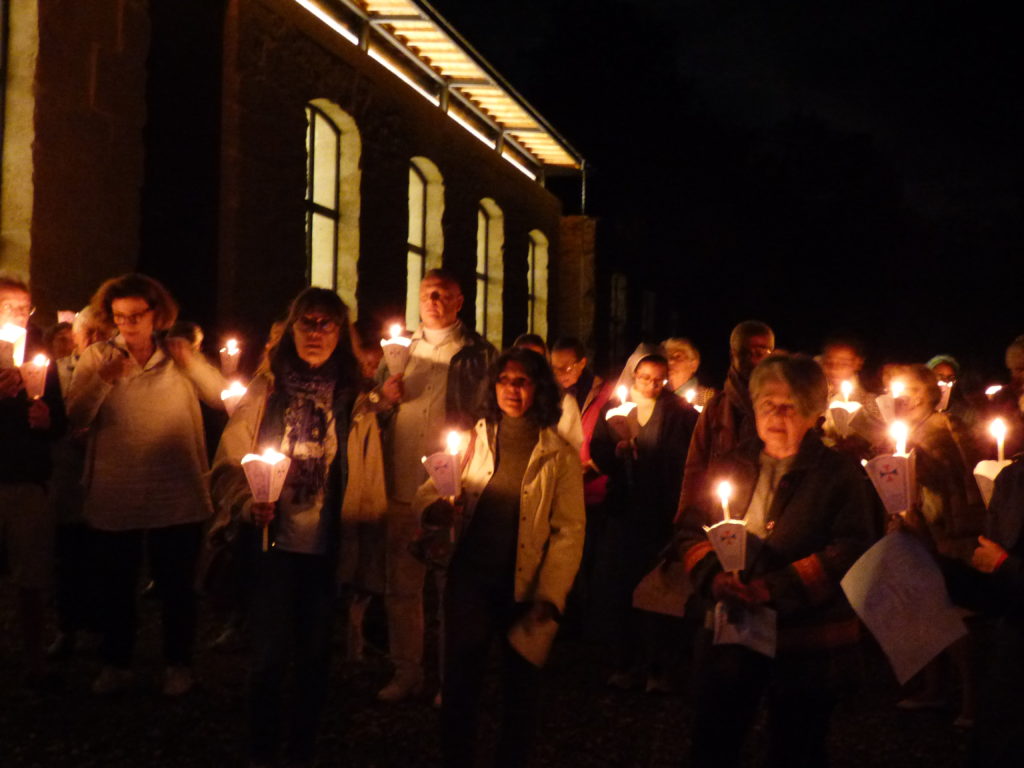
top-left (526, 230), bottom-right (549, 338)
top-left (475, 198), bottom-right (504, 348)
top-left (406, 157), bottom-right (444, 327)
top-left (305, 99), bottom-right (361, 316)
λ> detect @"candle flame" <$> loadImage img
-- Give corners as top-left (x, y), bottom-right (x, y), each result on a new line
top-left (890, 380), bottom-right (905, 399)
top-left (684, 388), bottom-right (697, 404)
top-left (986, 385), bottom-right (1003, 397)
top-left (716, 480), bottom-right (733, 505)
top-left (389, 323), bottom-right (403, 340)
top-left (840, 380), bottom-right (853, 401)
top-left (617, 385), bottom-right (629, 403)
top-left (261, 447), bottom-right (287, 463)
top-left (221, 380), bottom-right (247, 399)
top-left (223, 338), bottom-right (240, 355)
top-left (890, 420), bottom-right (909, 455)
top-left (31, 353), bottom-right (49, 367)
top-left (445, 430), bottom-right (461, 456)
top-left (990, 418), bottom-right (1007, 441)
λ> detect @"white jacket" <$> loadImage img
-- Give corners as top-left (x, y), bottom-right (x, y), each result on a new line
top-left (412, 418), bottom-right (586, 615)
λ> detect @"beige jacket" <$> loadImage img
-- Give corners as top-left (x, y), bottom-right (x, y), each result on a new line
top-left (412, 418), bottom-right (586, 614)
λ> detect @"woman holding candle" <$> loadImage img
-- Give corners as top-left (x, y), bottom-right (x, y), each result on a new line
top-left (412, 347), bottom-right (584, 768)
top-left (675, 353), bottom-right (878, 768)
top-left (589, 352), bottom-right (698, 692)
top-left (207, 287), bottom-right (361, 766)
top-left (66, 274), bottom-right (225, 697)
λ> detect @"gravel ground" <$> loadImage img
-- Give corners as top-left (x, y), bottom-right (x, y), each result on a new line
top-left (0, 581), bottom-right (970, 767)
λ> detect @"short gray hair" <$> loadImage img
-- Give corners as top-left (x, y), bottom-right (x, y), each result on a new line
top-left (729, 320), bottom-right (774, 353)
top-left (750, 353), bottom-right (828, 418)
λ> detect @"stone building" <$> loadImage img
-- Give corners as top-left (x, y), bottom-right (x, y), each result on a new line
top-left (1, 0), bottom-right (594, 359)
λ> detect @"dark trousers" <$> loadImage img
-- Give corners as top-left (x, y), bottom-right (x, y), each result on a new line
top-left (91, 522), bottom-right (202, 667)
top-left (248, 549), bottom-right (336, 766)
top-left (442, 559), bottom-right (542, 768)
top-left (55, 521), bottom-right (95, 634)
top-left (691, 631), bottom-right (838, 768)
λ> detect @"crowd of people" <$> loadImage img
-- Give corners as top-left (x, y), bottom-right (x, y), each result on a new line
top-left (2, 269), bottom-right (1024, 767)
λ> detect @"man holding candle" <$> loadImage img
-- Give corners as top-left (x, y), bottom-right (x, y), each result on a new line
top-left (0, 275), bottom-right (67, 684)
top-left (375, 269), bottom-right (497, 702)
top-left (674, 354), bottom-right (877, 768)
top-left (677, 320), bottom-right (775, 520)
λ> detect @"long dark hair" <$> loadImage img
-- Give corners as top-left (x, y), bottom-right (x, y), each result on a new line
top-left (267, 287), bottom-right (360, 386)
top-left (478, 347), bottom-right (562, 428)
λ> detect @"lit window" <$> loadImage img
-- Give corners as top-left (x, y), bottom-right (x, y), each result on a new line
top-left (304, 100), bottom-right (362, 316)
top-left (475, 198), bottom-right (504, 348)
top-left (406, 157), bottom-right (444, 327)
top-left (527, 230), bottom-right (549, 338)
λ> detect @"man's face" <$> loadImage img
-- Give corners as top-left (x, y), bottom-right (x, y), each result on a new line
top-left (732, 333), bottom-right (774, 377)
top-left (0, 288), bottom-right (32, 329)
top-left (550, 348), bottom-right (585, 390)
top-left (821, 345), bottom-right (863, 388)
top-left (419, 277), bottom-right (463, 330)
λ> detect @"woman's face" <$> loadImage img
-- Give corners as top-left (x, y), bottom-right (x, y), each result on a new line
top-left (634, 361), bottom-right (668, 400)
top-left (111, 297), bottom-right (155, 345)
top-left (496, 360), bottom-right (536, 419)
top-left (754, 378), bottom-right (818, 459)
top-left (291, 310), bottom-right (340, 368)
top-left (902, 375), bottom-right (935, 422)
top-left (932, 362), bottom-right (956, 383)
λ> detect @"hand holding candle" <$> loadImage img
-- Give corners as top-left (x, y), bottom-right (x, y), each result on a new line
top-left (220, 338), bottom-right (241, 377)
top-left (241, 447), bottom-right (291, 551)
top-left (704, 479), bottom-right (747, 574)
top-left (20, 354), bottom-right (49, 400)
top-left (380, 323), bottom-right (412, 376)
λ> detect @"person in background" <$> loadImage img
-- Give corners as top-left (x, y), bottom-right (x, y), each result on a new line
top-left (675, 354), bottom-right (877, 768)
top-left (926, 353), bottom-right (983, 465)
top-left (375, 268), bottom-right (497, 702)
top-left (47, 305), bottom-right (113, 659)
top-left (591, 353), bottom-right (698, 691)
top-left (550, 336), bottom-right (615, 638)
top-left (208, 287), bottom-right (361, 766)
top-left (0, 275), bottom-right (67, 685)
top-left (983, 335), bottom-right (1024, 459)
top-left (663, 337), bottom-right (715, 408)
top-left (67, 273), bottom-right (225, 696)
top-left (818, 334), bottom-right (883, 461)
top-left (513, 332), bottom-right (583, 452)
top-left (413, 347), bottom-right (584, 767)
top-left (677, 320), bottom-right (775, 519)
top-left (45, 322), bottom-right (76, 364)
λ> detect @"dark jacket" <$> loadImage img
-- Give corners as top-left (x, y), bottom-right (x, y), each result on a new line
top-left (676, 368), bottom-right (758, 524)
top-left (445, 328), bottom-right (498, 429)
top-left (0, 363), bottom-right (67, 486)
top-left (674, 431), bottom-right (880, 653)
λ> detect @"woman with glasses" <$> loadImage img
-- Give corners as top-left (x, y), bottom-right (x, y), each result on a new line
top-left (67, 273), bottom-right (226, 696)
top-left (413, 347), bottom-right (584, 768)
top-left (208, 287), bottom-right (361, 767)
top-left (590, 352), bottom-right (699, 692)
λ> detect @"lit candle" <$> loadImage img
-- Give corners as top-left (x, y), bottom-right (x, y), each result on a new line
top-left (20, 354), bottom-right (50, 399)
top-left (890, 379), bottom-right (905, 399)
top-left (617, 385), bottom-right (628, 403)
top-left (241, 447), bottom-right (292, 552)
top-left (0, 322), bottom-right (27, 367)
top-left (990, 418), bottom-right (1007, 463)
top-left (985, 384), bottom-right (1003, 398)
top-left (380, 322), bottom-right (412, 376)
top-left (890, 420), bottom-right (909, 457)
top-left (220, 338), bottom-right (241, 376)
top-left (840, 380), bottom-right (853, 403)
top-left (220, 380), bottom-right (248, 416)
top-left (606, 386), bottom-right (637, 420)
top-left (446, 430), bottom-right (461, 456)
top-left (716, 480), bottom-right (733, 521)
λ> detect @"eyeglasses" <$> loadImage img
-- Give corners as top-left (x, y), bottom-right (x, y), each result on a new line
top-left (553, 361), bottom-right (580, 374)
top-left (634, 374), bottom-right (666, 385)
top-left (0, 301), bottom-right (34, 320)
top-left (497, 375), bottom-right (534, 389)
top-left (295, 316), bottom-right (339, 334)
top-left (755, 400), bottom-right (799, 417)
top-left (112, 308), bottom-right (153, 325)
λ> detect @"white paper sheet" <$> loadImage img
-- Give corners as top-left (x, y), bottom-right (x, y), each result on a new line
top-left (841, 532), bottom-right (966, 684)
top-left (712, 602), bottom-right (777, 658)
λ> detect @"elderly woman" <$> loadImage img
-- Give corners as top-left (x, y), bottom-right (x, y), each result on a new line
top-left (208, 287), bottom-right (360, 766)
top-left (67, 274), bottom-right (225, 696)
top-left (675, 353), bottom-right (878, 768)
top-left (663, 337), bottom-right (715, 407)
top-left (413, 347), bottom-right (584, 768)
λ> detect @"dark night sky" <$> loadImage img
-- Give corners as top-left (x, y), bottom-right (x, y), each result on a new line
top-left (429, 0), bottom-right (1023, 385)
